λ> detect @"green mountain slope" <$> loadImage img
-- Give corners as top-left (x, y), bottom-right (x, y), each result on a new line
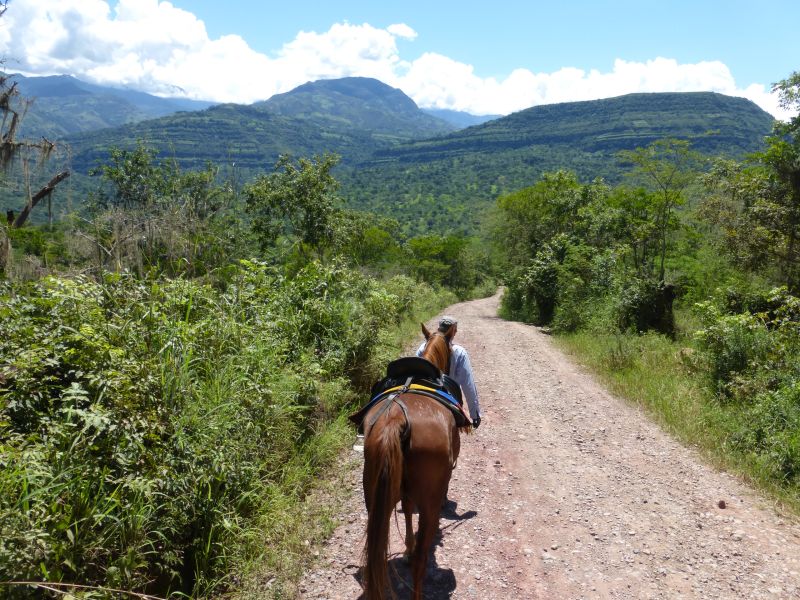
top-left (372, 92), bottom-right (772, 162)
top-left (9, 73), bottom-right (213, 139)
top-left (339, 92), bottom-right (776, 234)
top-left (257, 77), bottom-right (455, 139)
top-left (67, 77), bottom-right (453, 173)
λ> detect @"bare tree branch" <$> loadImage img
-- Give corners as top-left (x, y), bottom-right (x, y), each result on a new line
top-left (12, 170), bottom-right (70, 227)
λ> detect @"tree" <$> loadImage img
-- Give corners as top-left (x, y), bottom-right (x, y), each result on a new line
top-left (245, 154), bottom-right (340, 258)
top-left (762, 71), bottom-right (800, 291)
top-left (699, 158), bottom-right (774, 273)
top-left (331, 209), bottom-right (403, 268)
top-left (90, 145), bottom-right (174, 211)
top-left (700, 73), bottom-right (800, 291)
top-left (598, 186), bottom-right (663, 276)
top-left (493, 170), bottom-right (587, 268)
top-left (773, 71), bottom-right (800, 139)
top-left (81, 144), bottom-right (239, 275)
top-left (618, 139), bottom-right (702, 281)
top-left (0, 74), bottom-right (70, 229)
top-left (407, 234), bottom-right (474, 292)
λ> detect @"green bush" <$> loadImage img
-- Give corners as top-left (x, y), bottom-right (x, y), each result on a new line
top-left (498, 267), bottom-right (532, 322)
top-left (694, 288), bottom-right (800, 399)
top-left (500, 235), bottom-right (568, 325)
top-left (615, 277), bottom-right (676, 336)
top-left (694, 303), bottom-right (772, 396)
top-left (551, 243), bottom-right (614, 332)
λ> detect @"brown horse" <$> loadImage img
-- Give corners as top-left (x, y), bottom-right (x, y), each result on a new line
top-left (361, 323), bottom-right (462, 600)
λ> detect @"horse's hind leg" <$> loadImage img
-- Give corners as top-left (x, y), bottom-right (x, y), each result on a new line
top-left (401, 496), bottom-right (415, 561)
top-left (443, 429), bottom-right (461, 505)
top-left (411, 497), bottom-right (443, 600)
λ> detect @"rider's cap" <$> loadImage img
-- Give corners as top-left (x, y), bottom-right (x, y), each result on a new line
top-left (438, 315), bottom-right (458, 331)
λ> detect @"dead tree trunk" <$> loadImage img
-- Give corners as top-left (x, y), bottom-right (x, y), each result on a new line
top-left (12, 170), bottom-right (70, 228)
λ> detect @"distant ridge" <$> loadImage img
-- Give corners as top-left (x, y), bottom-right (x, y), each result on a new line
top-left (339, 91), bottom-right (776, 234)
top-left (8, 73), bottom-right (214, 139)
top-left (256, 77), bottom-right (454, 139)
top-left (373, 92), bottom-right (775, 164)
top-left (422, 108), bottom-right (501, 128)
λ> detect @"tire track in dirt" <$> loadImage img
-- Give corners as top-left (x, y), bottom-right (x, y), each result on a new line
top-left (298, 291), bottom-right (800, 599)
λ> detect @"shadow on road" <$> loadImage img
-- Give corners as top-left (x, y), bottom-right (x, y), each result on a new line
top-left (441, 498), bottom-right (477, 522)
top-left (351, 500), bottom-right (477, 599)
top-left (352, 552), bottom-right (457, 600)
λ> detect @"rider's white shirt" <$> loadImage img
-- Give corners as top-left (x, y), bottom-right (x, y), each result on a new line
top-left (416, 342), bottom-right (482, 419)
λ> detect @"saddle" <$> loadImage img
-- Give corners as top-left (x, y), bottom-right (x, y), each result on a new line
top-left (370, 357), bottom-right (463, 403)
top-left (349, 357), bottom-right (470, 430)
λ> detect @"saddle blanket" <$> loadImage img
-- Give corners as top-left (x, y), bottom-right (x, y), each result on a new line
top-left (349, 383), bottom-right (471, 430)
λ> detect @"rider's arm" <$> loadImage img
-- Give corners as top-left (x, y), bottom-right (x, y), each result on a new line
top-left (452, 346), bottom-right (482, 419)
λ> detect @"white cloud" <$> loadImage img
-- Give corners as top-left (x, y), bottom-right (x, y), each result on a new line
top-left (0, 1), bottom-right (790, 120)
top-left (386, 23), bottom-right (417, 40)
top-left (398, 56), bottom-right (792, 120)
top-left (276, 22), bottom-right (406, 86)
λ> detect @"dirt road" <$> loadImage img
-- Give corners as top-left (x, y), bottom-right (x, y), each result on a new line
top-left (298, 291), bottom-right (800, 599)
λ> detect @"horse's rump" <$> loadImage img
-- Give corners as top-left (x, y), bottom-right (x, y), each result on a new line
top-left (363, 394), bottom-right (457, 490)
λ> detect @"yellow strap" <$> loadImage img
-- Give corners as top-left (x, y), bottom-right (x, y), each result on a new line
top-left (380, 383), bottom-right (439, 396)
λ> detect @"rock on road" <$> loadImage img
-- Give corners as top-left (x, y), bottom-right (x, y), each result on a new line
top-left (298, 291), bottom-right (800, 599)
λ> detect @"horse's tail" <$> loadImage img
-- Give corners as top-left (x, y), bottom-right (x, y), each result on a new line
top-left (362, 406), bottom-right (406, 600)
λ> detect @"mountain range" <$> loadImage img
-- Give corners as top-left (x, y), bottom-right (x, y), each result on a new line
top-left (7, 73), bottom-right (215, 140)
top-left (63, 77), bottom-right (460, 172)
top-left (4, 74), bottom-right (778, 234)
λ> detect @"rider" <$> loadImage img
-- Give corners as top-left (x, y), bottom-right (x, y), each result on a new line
top-left (416, 316), bottom-right (483, 429)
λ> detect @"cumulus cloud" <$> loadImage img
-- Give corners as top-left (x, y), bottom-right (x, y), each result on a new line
top-left (276, 22), bottom-right (408, 86)
top-left (400, 56), bottom-right (790, 120)
top-left (0, 0), bottom-right (789, 119)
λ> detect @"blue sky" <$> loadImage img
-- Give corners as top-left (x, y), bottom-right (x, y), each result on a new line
top-left (172, 0), bottom-right (796, 85)
top-left (2, 0), bottom-right (797, 117)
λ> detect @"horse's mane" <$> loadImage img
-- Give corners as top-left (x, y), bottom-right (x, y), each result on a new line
top-left (421, 332), bottom-right (451, 374)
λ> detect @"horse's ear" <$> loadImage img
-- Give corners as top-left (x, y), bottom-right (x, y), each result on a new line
top-left (445, 325), bottom-right (456, 343)
top-left (421, 323), bottom-right (431, 340)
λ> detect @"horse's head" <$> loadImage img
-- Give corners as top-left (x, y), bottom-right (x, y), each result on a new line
top-left (420, 322), bottom-right (455, 374)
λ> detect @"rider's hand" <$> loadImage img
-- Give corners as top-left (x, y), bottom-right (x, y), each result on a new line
top-left (472, 416), bottom-right (481, 429)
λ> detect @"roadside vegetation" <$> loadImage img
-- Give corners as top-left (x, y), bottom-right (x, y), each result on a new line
top-left (495, 71), bottom-right (800, 510)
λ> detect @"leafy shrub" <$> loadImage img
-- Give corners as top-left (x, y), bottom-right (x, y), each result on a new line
top-left (693, 302), bottom-right (772, 396)
top-left (615, 277), bottom-right (676, 336)
top-left (730, 383), bottom-right (800, 484)
top-left (551, 243), bottom-right (615, 332)
top-left (501, 235), bottom-right (569, 325)
top-left (498, 267), bottom-right (532, 321)
top-left (694, 288), bottom-right (800, 397)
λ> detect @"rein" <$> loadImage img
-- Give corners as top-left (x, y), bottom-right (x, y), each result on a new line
top-left (365, 376), bottom-right (412, 436)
